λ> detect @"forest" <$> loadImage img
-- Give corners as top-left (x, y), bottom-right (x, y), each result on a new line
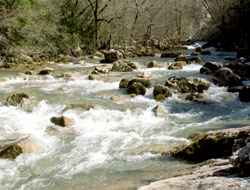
top-left (0, 0), bottom-right (249, 62)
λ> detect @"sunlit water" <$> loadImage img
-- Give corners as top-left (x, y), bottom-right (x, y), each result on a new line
top-left (0, 48), bottom-right (249, 190)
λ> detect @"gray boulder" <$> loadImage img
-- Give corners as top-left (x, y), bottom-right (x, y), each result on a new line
top-left (212, 68), bottom-right (242, 87)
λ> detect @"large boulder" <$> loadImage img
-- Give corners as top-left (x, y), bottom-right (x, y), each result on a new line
top-left (119, 79), bottom-right (130, 88)
top-left (128, 79), bottom-right (152, 88)
top-left (104, 49), bottom-right (123, 63)
top-left (50, 116), bottom-right (75, 127)
top-left (127, 82), bottom-right (146, 96)
top-left (165, 76), bottom-right (210, 93)
top-left (212, 68), bottom-right (242, 87)
top-left (153, 85), bottom-right (172, 101)
top-left (3, 92), bottom-right (29, 106)
top-left (171, 126), bottom-right (250, 162)
top-left (168, 61), bottom-right (186, 70)
top-left (226, 62), bottom-right (250, 78)
top-left (112, 61), bottom-right (134, 72)
top-left (202, 62), bottom-right (223, 73)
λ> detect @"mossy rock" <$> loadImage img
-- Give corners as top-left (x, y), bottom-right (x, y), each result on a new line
top-left (153, 85), bottom-right (172, 98)
top-left (127, 82), bottom-right (146, 96)
top-left (171, 126), bottom-right (250, 162)
top-left (119, 79), bottom-right (130, 88)
top-left (189, 57), bottom-right (202, 64)
top-left (155, 94), bottom-right (166, 101)
top-left (175, 56), bottom-right (190, 64)
top-left (128, 79), bottom-right (152, 88)
top-left (168, 61), bottom-right (185, 70)
top-left (147, 60), bottom-right (159, 68)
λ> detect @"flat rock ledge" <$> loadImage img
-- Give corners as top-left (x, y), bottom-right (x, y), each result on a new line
top-left (138, 159), bottom-right (250, 190)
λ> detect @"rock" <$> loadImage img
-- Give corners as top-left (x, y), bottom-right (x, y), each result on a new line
top-left (228, 85), bottom-right (245, 93)
top-left (239, 86), bottom-right (250, 102)
top-left (128, 79), bottom-right (152, 88)
top-left (155, 94), bottom-right (166, 101)
top-left (3, 92), bottom-right (29, 106)
top-left (203, 62), bottom-right (223, 73)
top-left (153, 85), bottom-right (172, 99)
top-left (212, 68), bottom-right (242, 87)
top-left (91, 67), bottom-right (109, 75)
top-left (147, 60), bottom-right (159, 68)
top-left (189, 57), bottom-right (202, 64)
top-left (127, 82), bottom-right (146, 96)
top-left (104, 49), bottom-right (123, 63)
top-left (58, 72), bottom-right (75, 80)
top-left (168, 61), bottom-right (186, 70)
top-left (119, 79), bottom-right (130, 88)
top-left (138, 159), bottom-right (250, 190)
top-left (165, 76), bottom-right (210, 93)
top-left (152, 104), bottom-right (168, 117)
top-left (161, 52), bottom-right (181, 58)
top-left (185, 93), bottom-right (204, 102)
top-left (38, 67), bottom-right (54, 75)
top-left (200, 67), bottom-right (213, 75)
top-left (226, 62), bottom-right (250, 78)
top-left (111, 95), bottom-right (130, 102)
top-left (175, 55), bottom-right (190, 64)
top-left (0, 144), bottom-right (23, 159)
top-left (230, 143), bottom-right (250, 176)
top-left (50, 116), bottom-right (75, 127)
top-left (25, 70), bottom-right (35, 75)
top-left (112, 61), bottom-right (133, 72)
top-left (171, 126), bottom-right (250, 162)
top-left (137, 72), bottom-right (154, 79)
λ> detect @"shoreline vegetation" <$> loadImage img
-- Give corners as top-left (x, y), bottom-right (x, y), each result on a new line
top-left (0, 0), bottom-right (250, 189)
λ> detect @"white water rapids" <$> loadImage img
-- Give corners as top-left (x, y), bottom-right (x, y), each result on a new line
top-left (0, 49), bottom-right (250, 190)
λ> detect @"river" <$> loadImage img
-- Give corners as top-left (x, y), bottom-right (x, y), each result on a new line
top-left (0, 46), bottom-right (249, 190)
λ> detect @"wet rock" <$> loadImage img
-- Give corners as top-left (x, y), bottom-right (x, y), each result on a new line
top-left (152, 104), bottom-right (168, 117)
top-left (228, 85), bottom-right (245, 93)
top-left (189, 57), bottom-right (202, 64)
top-left (175, 55), bottom-right (190, 64)
top-left (168, 61), bottom-right (186, 70)
top-left (119, 79), bottom-right (130, 88)
top-left (155, 94), bottom-right (166, 101)
top-left (165, 76), bottom-right (210, 93)
top-left (212, 68), bottom-right (242, 87)
top-left (91, 67), bottom-right (109, 75)
top-left (103, 49), bottom-right (123, 63)
top-left (25, 70), bottom-right (35, 75)
top-left (226, 62), bottom-right (250, 78)
top-left (112, 61), bottom-right (133, 72)
top-left (3, 92), bottom-right (29, 106)
top-left (200, 67), bottom-right (213, 75)
top-left (161, 52), bottom-right (181, 58)
top-left (203, 62), bottom-right (223, 73)
top-left (185, 93), bottom-right (204, 103)
top-left (38, 67), bottom-right (54, 75)
top-left (127, 82), bottom-right (146, 96)
top-left (153, 85), bottom-right (172, 100)
top-left (171, 126), bottom-right (250, 162)
top-left (137, 72), bottom-right (154, 79)
top-left (128, 78), bottom-right (152, 88)
top-left (239, 86), bottom-right (250, 102)
top-left (0, 144), bottom-right (23, 159)
top-left (230, 143), bottom-right (250, 176)
top-left (50, 116), bottom-right (75, 127)
top-left (147, 60), bottom-right (159, 68)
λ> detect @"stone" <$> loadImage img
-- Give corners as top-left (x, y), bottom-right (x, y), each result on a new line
top-left (155, 94), bottom-right (166, 101)
top-left (112, 61), bottom-right (133, 72)
top-left (50, 116), bottom-right (75, 127)
top-left (171, 126), bottom-right (250, 162)
top-left (104, 49), bottom-right (123, 63)
top-left (128, 79), bottom-right (152, 88)
top-left (226, 62), bottom-right (250, 78)
top-left (230, 143), bottom-right (250, 176)
top-left (3, 92), bottom-right (29, 106)
top-left (239, 86), bottom-right (250, 102)
top-left (127, 82), bottom-right (146, 96)
top-left (175, 55), bottom-right (190, 64)
top-left (212, 68), bottom-right (242, 87)
top-left (165, 76), bottom-right (210, 93)
top-left (25, 70), bottom-right (35, 75)
top-left (91, 67), bottom-right (109, 75)
top-left (168, 61), bottom-right (186, 70)
top-left (38, 67), bottom-right (54, 75)
top-left (189, 57), bottom-right (202, 64)
top-left (119, 79), bottom-right (130, 88)
top-left (0, 144), bottom-right (23, 159)
top-left (228, 85), bottom-right (245, 93)
top-left (200, 67), bottom-right (213, 75)
top-left (203, 62), bottom-right (223, 73)
top-left (153, 85), bottom-right (172, 98)
top-left (152, 104), bottom-right (168, 117)
top-left (147, 60), bottom-right (159, 68)
top-left (137, 72), bottom-right (154, 79)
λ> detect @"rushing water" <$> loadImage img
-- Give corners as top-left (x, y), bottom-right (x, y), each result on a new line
top-left (0, 47), bottom-right (249, 190)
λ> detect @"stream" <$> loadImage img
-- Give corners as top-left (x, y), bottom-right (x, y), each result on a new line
top-left (0, 46), bottom-right (250, 190)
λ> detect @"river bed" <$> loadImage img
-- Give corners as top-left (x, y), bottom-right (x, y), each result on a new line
top-left (0, 48), bottom-right (249, 190)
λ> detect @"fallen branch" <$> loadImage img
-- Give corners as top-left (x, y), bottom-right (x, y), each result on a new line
top-left (0, 134), bottom-right (31, 153)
